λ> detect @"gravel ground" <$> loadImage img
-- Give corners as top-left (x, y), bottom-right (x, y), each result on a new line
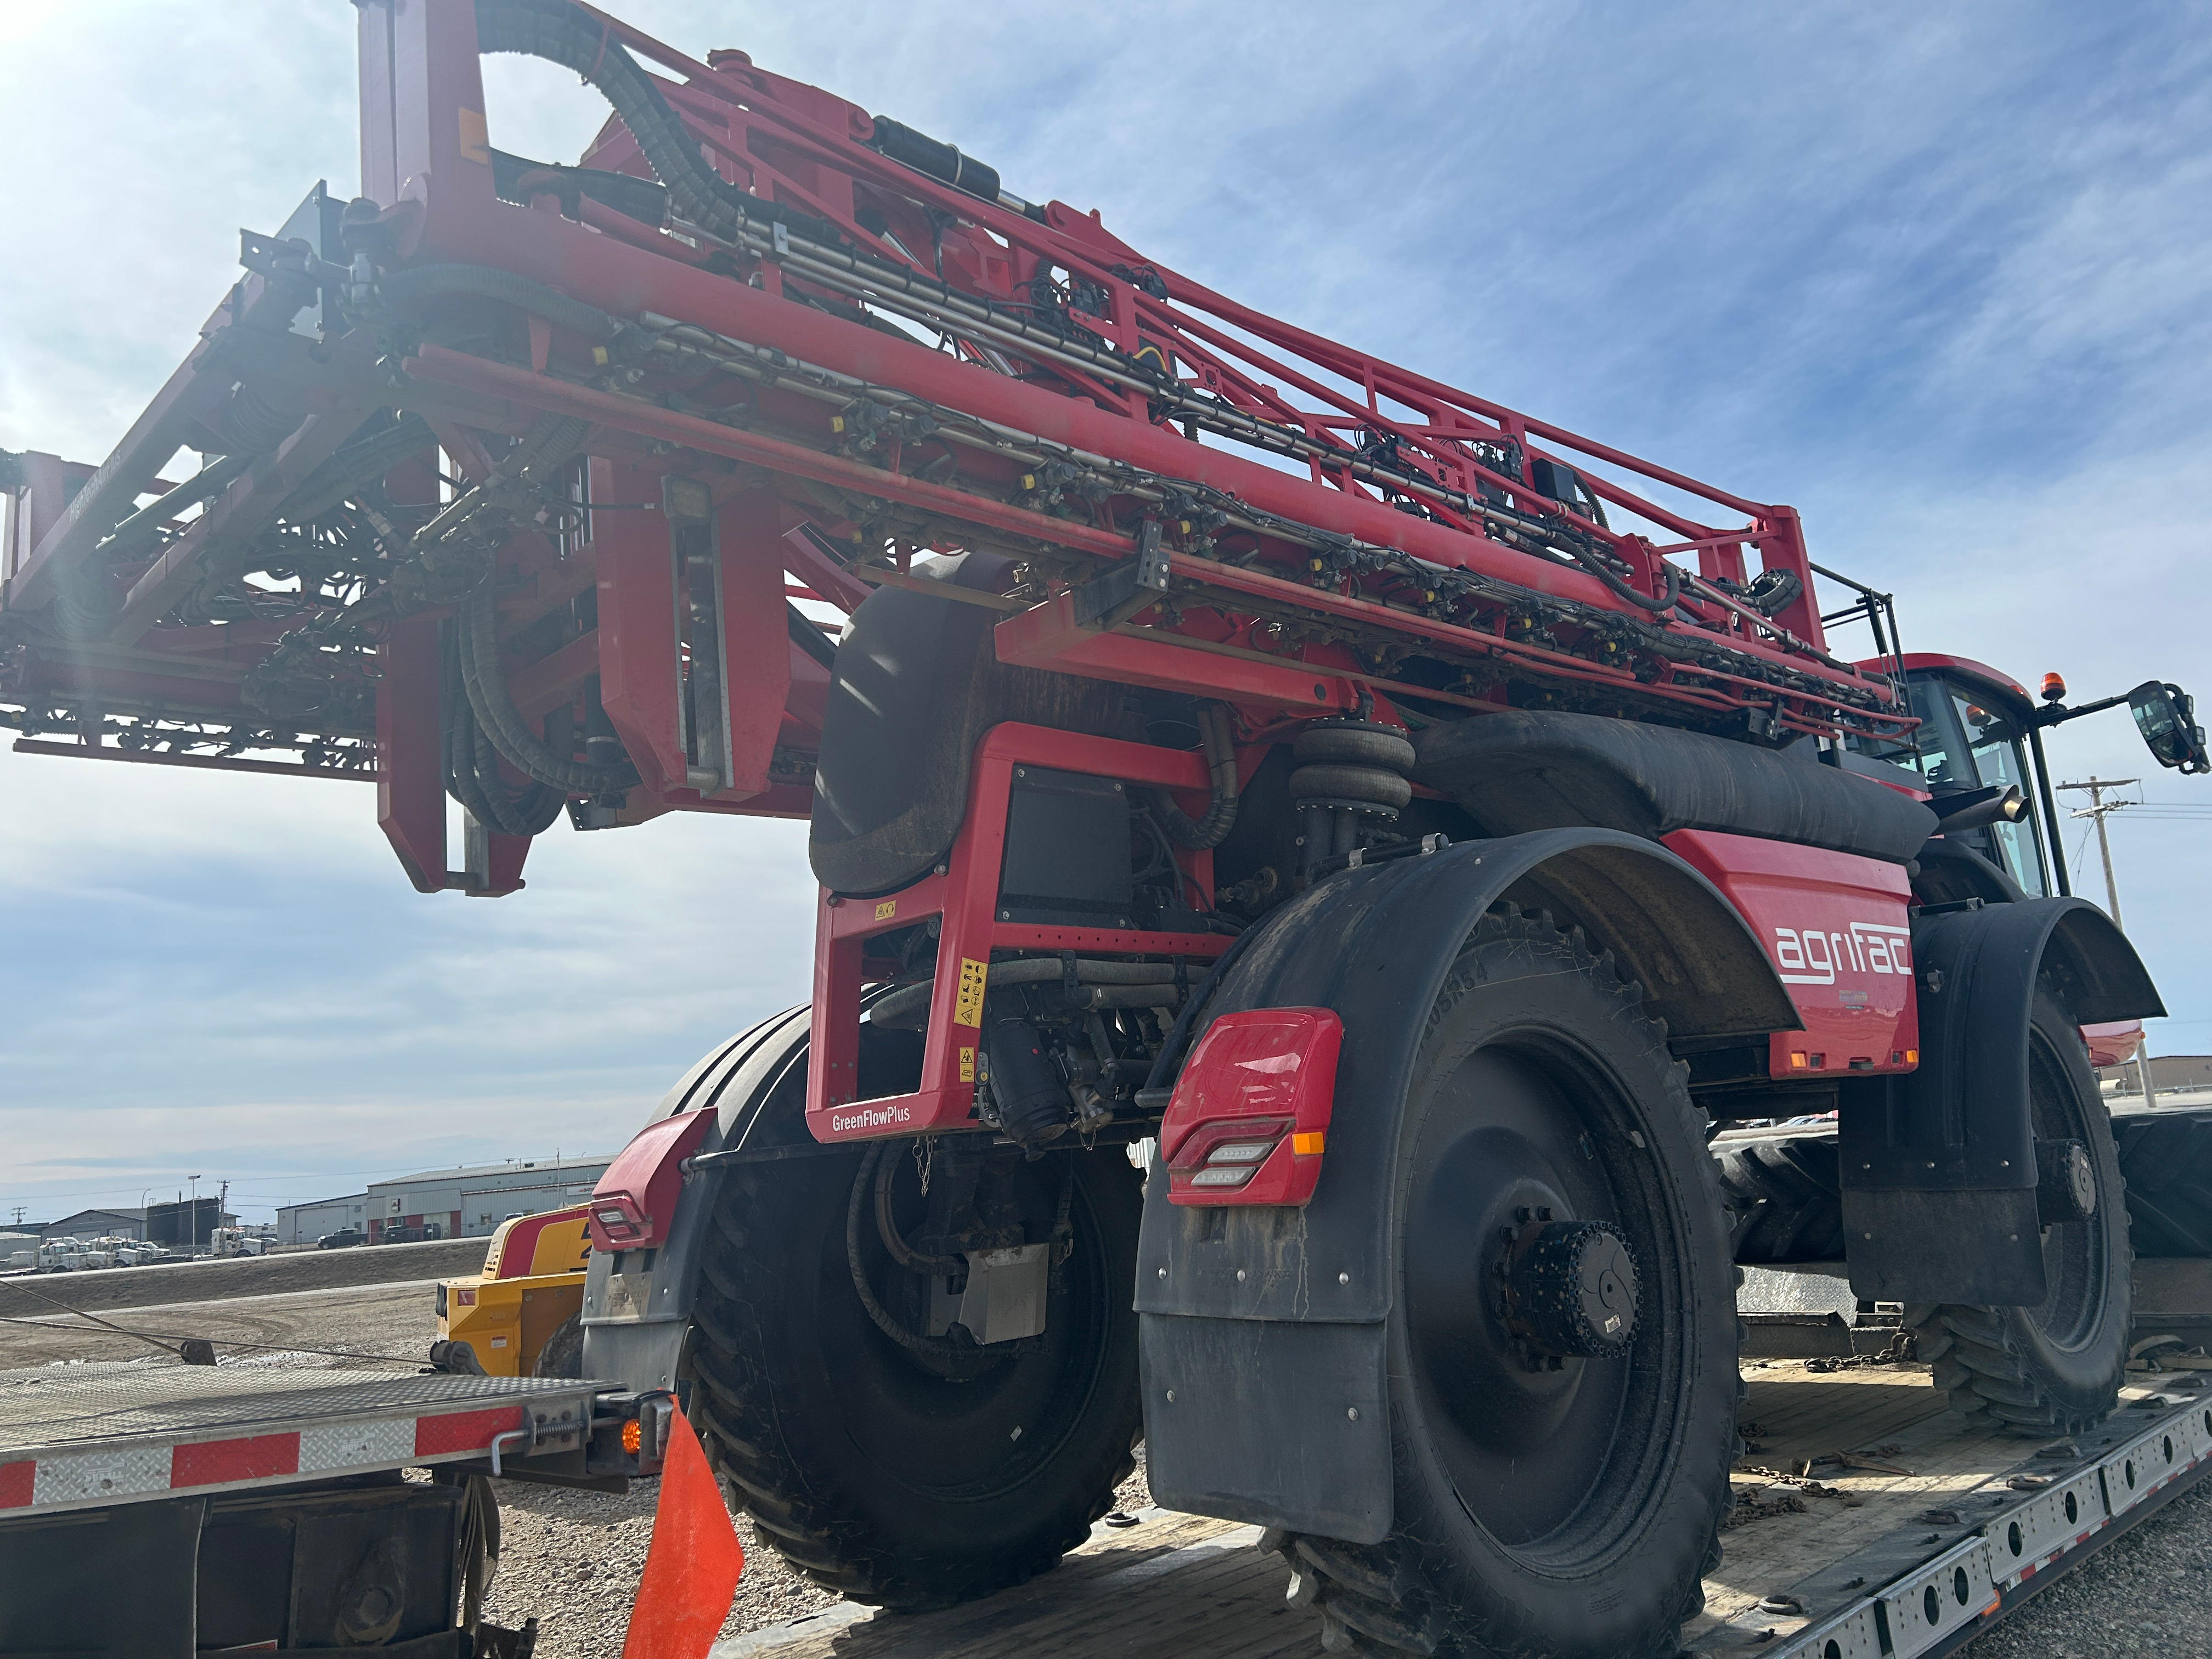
top-left (0, 1279), bottom-right (442, 1369)
top-left (480, 1446), bottom-right (1155, 1658)
top-left (479, 1474), bottom-right (842, 1654)
top-left (1958, 1480), bottom-right (2212, 1658)
top-left (0, 1236), bottom-right (487, 1316)
top-left (6, 1270), bottom-right (2207, 1655)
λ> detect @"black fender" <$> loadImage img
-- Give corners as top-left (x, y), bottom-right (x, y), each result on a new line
top-left (1839, 896), bottom-right (2163, 1305)
top-left (1137, 828), bottom-right (1798, 1542)
top-left (578, 1006), bottom-right (812, 1394)
top-left (579, 1005), bottom-right (924, 1394)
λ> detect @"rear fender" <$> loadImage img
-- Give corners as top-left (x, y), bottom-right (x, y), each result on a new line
top-left (1138, 828), bottom-right (1797, 1542)
top-left (578, 1006), bottom-right (813, 1393)
top-left (1839, 897), bottom-right (2162, 1305)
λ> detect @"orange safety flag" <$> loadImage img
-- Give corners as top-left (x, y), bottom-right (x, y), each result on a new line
top-left (622, 1403), bottom-right (746, 1659)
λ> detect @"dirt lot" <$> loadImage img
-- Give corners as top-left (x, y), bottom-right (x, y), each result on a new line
top-left (0, 1235), bottom-right (487, 1316)
top-left (0, 1257), bottom-right (2202, 1657)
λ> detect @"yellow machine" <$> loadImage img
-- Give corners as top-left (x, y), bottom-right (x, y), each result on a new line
top-left (434, 1204), bottom-right (593, 1376)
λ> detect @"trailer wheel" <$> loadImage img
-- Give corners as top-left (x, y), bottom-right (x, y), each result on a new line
top-left (682, 1030), bottom-right (1142, 1610)
top-left (1906, 990), bottom-right (2131, 1436)
top-left (1283, 907), bottom-right (1737, 1659)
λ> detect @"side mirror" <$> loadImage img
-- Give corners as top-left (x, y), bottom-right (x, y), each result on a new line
top-left (2129, 681), bottom-right (2211, 774)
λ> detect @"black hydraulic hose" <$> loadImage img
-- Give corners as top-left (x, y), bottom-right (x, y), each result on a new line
top-left (277, 414), bottom-right (437, 523)
top-left (502, 411), bottom-right (596, 482)
top-left (97, 452), bottom-right (255, 558)
top-left (1570, 543), bottom-right (1681, 614)
top-left (845, 1145), bottom-right (977, 1361)
top-left (787, 601), bottom-right (838, 669)
top-left (375, 263), bottom-right (627, 346)
top-left (442, 624), bottom-right (565, 837)
top-left (1153, 702), bottom-right (1240, 849)
top-left (458, 577), bottom-right (640, 795)
top-left (873, 1153), bottom-right (963, 1273)
top-left (439, 411), bottom-right (640, 798)
top-left (1141, 919), bottom-right (1267, 1097)
top-left (475, 0), bottom-right (847, 253)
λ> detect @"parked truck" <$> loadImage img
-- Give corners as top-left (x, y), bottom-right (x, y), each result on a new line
top-left (3, 3), bottom-right (2207, 1655)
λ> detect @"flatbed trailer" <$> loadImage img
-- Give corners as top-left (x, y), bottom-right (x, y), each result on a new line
top-left (0, 1361), bottom-right (665, 1656)
top-left (715, 1358), bottom-right (2212, 1659)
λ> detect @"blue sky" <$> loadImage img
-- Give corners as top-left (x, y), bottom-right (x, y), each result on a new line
top-left (3, 1), bottom-right (2207, 1222)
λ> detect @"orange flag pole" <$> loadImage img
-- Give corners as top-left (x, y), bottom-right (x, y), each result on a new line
top-left (622, 1403), bottom-right (746, 1659)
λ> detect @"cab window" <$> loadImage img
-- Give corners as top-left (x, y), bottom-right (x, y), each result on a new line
top-left (1852, 678), bottom-right (1963, 783)
top-left (1951, 691), bottom-right (2049, 896)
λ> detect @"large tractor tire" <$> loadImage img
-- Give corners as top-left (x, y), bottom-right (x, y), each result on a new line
top-left (679, 1008), bottom-right (1143, 1610)
top-left (1905, 991), bottom-right (2132, 1436)
top-left (1712, 1128), bottom-right (1848, 1263)
top-left (2108, 1104), bottom-right (2212, 1256)
top-left (1717, 1109), bottom-right (2212, 1264)
top-left (1280, 908), bottom-right (1739, 1659)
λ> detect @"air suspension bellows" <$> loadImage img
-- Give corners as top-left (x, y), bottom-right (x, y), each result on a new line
top-left (1290, 718), bottom-right (1415, 874)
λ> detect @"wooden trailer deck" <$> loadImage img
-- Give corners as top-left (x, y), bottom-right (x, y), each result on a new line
top-left (713, 1358), bottom-right (2212, 1659)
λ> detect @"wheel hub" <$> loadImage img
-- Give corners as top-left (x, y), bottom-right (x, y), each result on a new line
top-left (1502, 1216), bottom-right (1639, 1365)
top-left (2035, 1137), bottom-right (2097, 1226)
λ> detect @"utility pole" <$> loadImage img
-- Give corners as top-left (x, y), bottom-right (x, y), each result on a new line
top-left (2057, 778), bottom-right (2154, 1103)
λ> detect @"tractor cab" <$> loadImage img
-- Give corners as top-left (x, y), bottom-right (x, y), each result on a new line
top-left (1850, 654), bottom-right (2051, 895)
top-left (1850, 651), bottom-right (2208, 902)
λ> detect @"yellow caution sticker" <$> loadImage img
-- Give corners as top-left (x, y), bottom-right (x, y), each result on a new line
top-left (874, 899), bottom-right (898, 921)
top-left (953, 958), bottom-right (989, 1028)
top-left (458, 108), bottom-right (492, 166)
top-left (958, 1046), bottom-right (976, 1083)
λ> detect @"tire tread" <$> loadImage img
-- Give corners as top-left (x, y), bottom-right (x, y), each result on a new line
top-left (1274, 904), bottom-right (1732, 1658)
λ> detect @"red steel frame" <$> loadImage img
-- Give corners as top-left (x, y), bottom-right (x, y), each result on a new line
top-left (4, 1), bottom-right (1905, 818)
top-left (0, 0), bottom-right (1937, 1124)
top-left (806, 723), bottom-right (1231, 1142)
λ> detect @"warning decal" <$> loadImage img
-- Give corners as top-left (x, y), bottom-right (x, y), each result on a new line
top-left (953, 958), bottom-right (989, 1028)
top-left (958, 1046), bottom-right (977, 1082)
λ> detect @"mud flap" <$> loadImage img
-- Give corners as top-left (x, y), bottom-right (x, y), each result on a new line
top-left (1135, 830), bottom-right (1794, 1544)
top-left (1139, 1312), bottom-right (1391, 1543)
top-left (578, 1170), bottom-right (725, 1395)
top-left (1840, 896), bottom-right (2160, 1306)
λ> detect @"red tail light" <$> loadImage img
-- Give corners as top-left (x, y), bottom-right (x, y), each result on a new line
top-left (1162, 1008), bottom-right (1341, 1206)
top-left (587, 1109), bottom-right (715, 1251)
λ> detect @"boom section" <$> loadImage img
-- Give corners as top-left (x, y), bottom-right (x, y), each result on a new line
top-left (1, 0), bottom-right (1908, 840)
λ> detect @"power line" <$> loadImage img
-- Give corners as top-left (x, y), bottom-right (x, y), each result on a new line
top-left (2056, 777), bottom-right (2157, 1101)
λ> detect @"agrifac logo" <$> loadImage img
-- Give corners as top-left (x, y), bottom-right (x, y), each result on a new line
top-left (1773, 921), bottom-right (1911, 986)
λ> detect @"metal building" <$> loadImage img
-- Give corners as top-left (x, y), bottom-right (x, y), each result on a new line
top-left (274, 1194), bottom-right (370, 1246)
top-left (39, 1209), bottom-right (146, 1243)
top-left (362, 1157), bottom-right (612, 1242)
